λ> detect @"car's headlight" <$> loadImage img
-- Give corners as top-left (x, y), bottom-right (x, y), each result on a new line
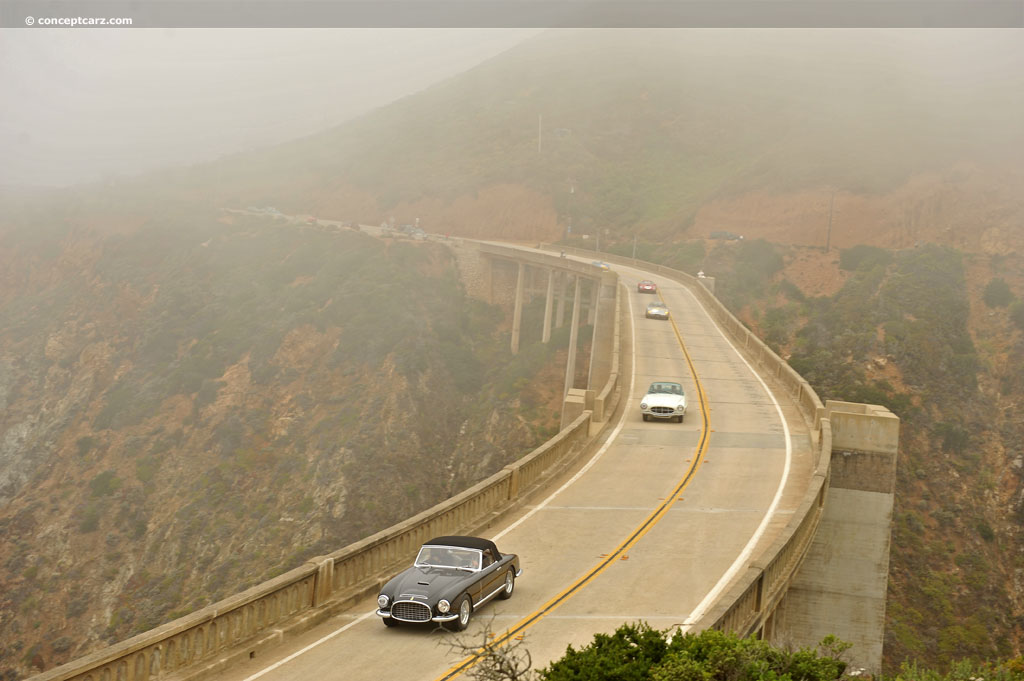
top-left (377, 594), bottom-right (389, 608)
top-left (437, 599), bottom-right (451, 614)
top-left (640, 403), bottom-right (647, 410)
top-left (676, 404), bottom-right (685, 411)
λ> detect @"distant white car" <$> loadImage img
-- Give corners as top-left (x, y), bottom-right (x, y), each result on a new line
top-left (645, 301), bottom-right (669, 320)
top-left (640, 381), bottom-right (687, 423)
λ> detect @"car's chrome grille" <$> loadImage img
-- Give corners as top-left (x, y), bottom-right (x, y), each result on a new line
top-left (651, 406), bottom-right (675, 414)
top-left (392, 601), bottom-right (431, 622)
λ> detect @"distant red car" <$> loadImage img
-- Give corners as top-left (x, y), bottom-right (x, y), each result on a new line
top-left (637, 280), bottom-right (657, 293)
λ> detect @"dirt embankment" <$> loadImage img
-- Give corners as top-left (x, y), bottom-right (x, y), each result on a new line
top-left (694, 163), bottom-right (1024, 256)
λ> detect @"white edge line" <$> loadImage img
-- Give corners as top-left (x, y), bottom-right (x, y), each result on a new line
top-left (240, 611), bottom-right (377, 681)
top-left (672, 278), bottom-right (793, 629)
top-left (494, 287), bottom-right (638, 542)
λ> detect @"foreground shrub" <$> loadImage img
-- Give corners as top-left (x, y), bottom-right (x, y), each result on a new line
top-left (982, 277), bottom-right (1014, 308)
top-left (539, 624), bottom-right (850, 681)
top-left (892, 658), bottom-right (1024, 681)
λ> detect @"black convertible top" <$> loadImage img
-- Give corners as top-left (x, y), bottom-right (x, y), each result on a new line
top-left (425, 535), bottom-right (500, 555)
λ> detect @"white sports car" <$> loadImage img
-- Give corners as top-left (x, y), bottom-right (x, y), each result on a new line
top-left (640, 381), bottom-right (687, 423)
top-left (645, 301), bottom-right (669, 320)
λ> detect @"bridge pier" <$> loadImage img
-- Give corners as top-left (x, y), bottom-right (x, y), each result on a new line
top-left (586, 271), bottom-right (618, 393)
top-left (542, 268), bottom-right (555, 344)
top-left (556, 271), bottom-right (568, 329)
top-left (561, 276), bottom-right (583, 416)
top-left (510, 262), bottom-right (526, 354)
top-left (766, 401), bottom-right (898, 677)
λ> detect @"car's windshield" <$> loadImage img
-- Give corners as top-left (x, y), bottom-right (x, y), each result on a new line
top-left (648, 382), bottom-right (683, 395)
top-left (648, 303), bottom-right (666, 309)
top-left (415, 546), bottom-right (482, 570)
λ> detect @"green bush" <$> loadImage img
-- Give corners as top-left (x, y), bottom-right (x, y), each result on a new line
top-left (194, 379), bottom-right (223, 410)
top-left (662, 242), bottom-right (706, 274)
top-left (75, 437), bottom-right (96, 457)
top-left (762, 305), bottom-right (799, 350)
top-left (50, 637), bottom-right (72, 654)
top-left (66, 595), bottom-right (88, 619)
top-left (892, 658), bottom-right (1024, 681)
top-left (77, 502), bottom-right (102, 533)
top-left (982, 277), bottom-right (1015, 308)
top-left (976, 520), bottom-right (996, 543)
top-left (737, 239), bottom-right (785, 286)
top-left (776, 279), bottom-right (806, 302)
top-left (934, 422), bottom-right (969, 454)
top-left (879, 246), bottom-right (977, 399)
top-left (540, 622), bottom-right (672, 681)
top-left (88, 471), bottom-right (122, 498)
top-left (135, 456), bottom-right (160, 486)
top-left (840, 244), bottom-right (893, 272)
top-left (1010, 301), bottom-right (1024, 330)
top-left (539, 624), bottom-right (850, 681)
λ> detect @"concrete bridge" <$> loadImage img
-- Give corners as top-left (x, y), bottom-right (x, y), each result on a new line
top-left (28, 241), bottom-right (898, 681)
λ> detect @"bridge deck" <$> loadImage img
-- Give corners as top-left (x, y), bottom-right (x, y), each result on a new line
top-left (213, 257), bottom-right (817, 681)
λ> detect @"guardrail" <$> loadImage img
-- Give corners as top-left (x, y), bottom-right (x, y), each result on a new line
top-left (28, 252), bottom-right (624, 681)
top-left (701, 420), bottom-right (831, 635)
top-left (549, 245), bottom-right (830, 637)
top-left (592, 285), bottom-right (621, 423)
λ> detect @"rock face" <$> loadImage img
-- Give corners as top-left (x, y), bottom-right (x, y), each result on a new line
top-left (0, 214), bottom-right (564, 679)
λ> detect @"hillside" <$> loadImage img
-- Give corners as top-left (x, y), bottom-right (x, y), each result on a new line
top-left (0, 208), bottom-right (574, 678)
top-left (119, 31), bottom-right (1024, 246)
top-left (627, 235), bottom-right (1024, 671)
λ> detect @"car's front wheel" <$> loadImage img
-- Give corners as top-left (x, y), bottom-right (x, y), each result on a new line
top-left (498, 569), bottom-right (516, 600)
top-left (382, 616), bottom-right (399, 627)
top-left (446, 595), bottom-right (473, 631)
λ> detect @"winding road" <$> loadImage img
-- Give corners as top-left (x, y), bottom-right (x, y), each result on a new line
top-left (213, 255), bottom-right (817, 681)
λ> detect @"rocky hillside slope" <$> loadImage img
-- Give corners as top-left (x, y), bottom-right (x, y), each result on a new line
top-left (0, 207), bottom-right (571, 679)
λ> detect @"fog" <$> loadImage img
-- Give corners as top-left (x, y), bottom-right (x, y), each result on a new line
top-left (2, 28), bottom-right (1021, 190)
top-left (0, 29), bottom-right (540, 188)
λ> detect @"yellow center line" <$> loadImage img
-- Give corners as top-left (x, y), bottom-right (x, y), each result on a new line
top-left (435, 312), bottom-right (710, 681)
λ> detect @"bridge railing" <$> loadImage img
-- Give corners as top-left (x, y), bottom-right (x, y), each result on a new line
top-left (592, 283), bottom-right (621, 422)
top-left (28, 253), bottom-right (623, 681)
top-left (549, 245), bottom-right (830, 637)
top-left (703, 420), bottom-right (832, 634)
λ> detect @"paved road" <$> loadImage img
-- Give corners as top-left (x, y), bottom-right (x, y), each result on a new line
top-left (215, 256), bottom-right (816, 681)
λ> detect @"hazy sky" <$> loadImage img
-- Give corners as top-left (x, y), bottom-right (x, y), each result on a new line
top-left (4, 28), bottom-right (1022, 190)
top-left (0, 29), bottom-right (540, 188)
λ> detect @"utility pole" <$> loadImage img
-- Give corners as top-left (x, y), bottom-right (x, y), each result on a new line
top-left (825, 189), bottom-right (835, 252)
top-left (567, 179), bottom-right (574, 239)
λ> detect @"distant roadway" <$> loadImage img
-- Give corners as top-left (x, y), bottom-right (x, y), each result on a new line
top-left (212, 248), bottom-right (816, 681)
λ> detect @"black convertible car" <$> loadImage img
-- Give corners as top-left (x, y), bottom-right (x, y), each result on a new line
top-left (376, 535), bottom-right (522, 630)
